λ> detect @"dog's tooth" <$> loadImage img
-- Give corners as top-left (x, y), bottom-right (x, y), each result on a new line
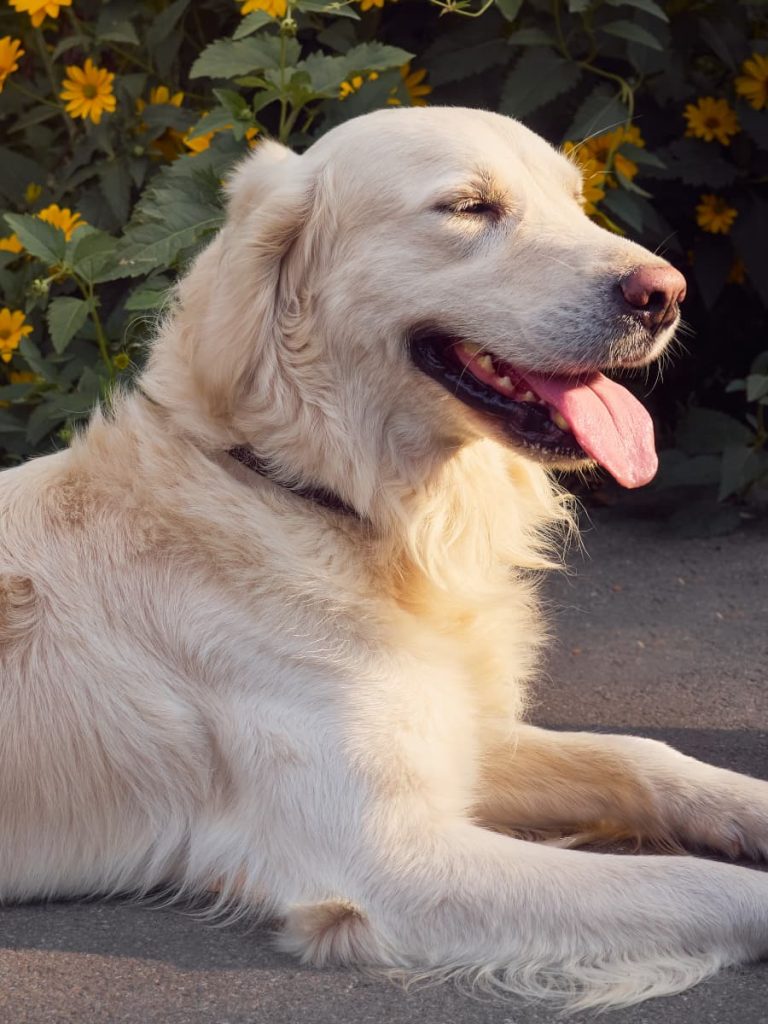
top-left (477, 354), bottom-right (493, 373)
top-left (498, 375), bottom-right (513, 390)
top-left (460, 342), bottom-right (482, 356)
top-left (552, 411), bottom-right (569, 430)
top-left (519, 390), bottom-right (536, 402)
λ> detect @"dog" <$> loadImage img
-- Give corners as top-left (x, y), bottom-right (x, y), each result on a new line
top-left (0, 107), bottom-right (766, 1012)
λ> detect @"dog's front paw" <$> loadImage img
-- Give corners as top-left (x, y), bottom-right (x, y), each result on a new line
top-left (677, 773), bottom-right (768, 862)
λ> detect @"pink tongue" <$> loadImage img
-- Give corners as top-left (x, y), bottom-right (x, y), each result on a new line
top-left (524, 371), bottom-right (658, 488)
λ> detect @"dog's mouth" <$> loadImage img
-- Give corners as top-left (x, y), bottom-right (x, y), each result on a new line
top-left (410, 333), bottom-right (658, 489)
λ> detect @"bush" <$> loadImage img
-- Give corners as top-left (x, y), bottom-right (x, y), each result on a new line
top-left (0, 0), bottom-right (766, 493)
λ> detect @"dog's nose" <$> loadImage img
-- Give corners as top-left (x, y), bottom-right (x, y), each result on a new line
top-left (618, 265), bottom-right (687, 334)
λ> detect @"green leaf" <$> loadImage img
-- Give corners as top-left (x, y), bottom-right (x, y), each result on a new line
top-left (140, 104), bottom-right (197, 135)
top-left (495, 0), bottom-right (523, 20)
top-left (500, 49), bottom-right (582, 119)
top-left (746, 374), bottom-right (768, 402)
top-left (295, 53), bottom-right (352, 95)
top-left (51, 33), bottom-right (88, 61)
top-left (26, 400), bottom-right (67, 446)
top-left (614, 170), bottom-right (652, 197)
top-left (507, 28), bottom-right (555, 46)
top-left (676, 407), bottom-right (753, 456)
top-left (567, 0), bottom-right (591, 10)
top-left (295, 43), bottom-right (412, 98)
top-left (601, 188), bottom-right (648, 233)
top-left (0, 383), bottom-right (39, 402)
top-left (565, 86), bottom-right (627, 141)
top-left (651, 450), bottom-right (722, 490)
top-left (0, 409), bottom-right (26, 436)
top-left (320, 68), bottom-right (401, 127)
top-left (718, 445), bottom-right (758, 500)
top-left (67, 230), bottom-right (121, 284)
top-left (99, 161), bottom-right (133, 224)
top-left (621, 143), bottom-right (666, 169)
top-left (124, 279), bottom-right (172, 311)
top-left (95, 10), bottom-right (140, 45)
top-left (3, 213), bottom-right (66, 265)
top-left (117, 216), bottom-right (223, 278)
top-left (698, 17), bottom-right (744, 71)
top-left (213, 88), bottom-right (251, 119)
top-left (294, 0), bottom-right (361, 18)
top-left (601, 19), bottom-right (664, 50)
top-left (47, 297), bottom-right (90, 354)
top-left (604, 0), bottom-right (668, 21)
top-left (19, 338), bottom-right (59, 383)
top-left (0, 148), bottom-right (41, 203)
top-left (426, 39), bottom-right (510, 87)
top-left (146, 0), bottom-right (190, 48)
top-left (341, 42), bottom-right (414, 74)
top-left (186, 108), bottom-right (236, 140)
top-left (649, 139), bottom-right (738, 187)
top-left (191, 35), bottom-right (287, 78)
top-left (232, 11), bottom-right (273, 39)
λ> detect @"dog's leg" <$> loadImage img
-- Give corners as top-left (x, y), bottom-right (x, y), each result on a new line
top-left (277, 804), bottom-right (768, 1011)
top-left (473, 723), bottom-right (768, 857)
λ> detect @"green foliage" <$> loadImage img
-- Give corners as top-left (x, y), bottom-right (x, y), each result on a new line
top-left (0, 0), bottom-right (766, 501)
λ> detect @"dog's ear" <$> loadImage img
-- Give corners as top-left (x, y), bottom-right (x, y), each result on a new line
top-left (223, 139), bottom-right (301, 224)
top-left (170, 140), bottom-right (326, 433)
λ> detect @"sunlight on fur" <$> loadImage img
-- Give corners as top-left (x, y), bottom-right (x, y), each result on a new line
top-left (0, 108), bottom-right (766, 1014)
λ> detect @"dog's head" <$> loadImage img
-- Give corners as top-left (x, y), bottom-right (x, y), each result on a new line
top-left (150, 107), bottom-right (685, 509)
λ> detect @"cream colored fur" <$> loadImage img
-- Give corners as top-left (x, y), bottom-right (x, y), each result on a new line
top-left (0, 108), bottom-right (766, 1012)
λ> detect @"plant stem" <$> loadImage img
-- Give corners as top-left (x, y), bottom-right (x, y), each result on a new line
top-left (9, 79), bottom-right (62, 110)
top-left (34, 28), bottom-right (76, 140)
top-left (77, 278), bottom-right (113, 378)
top-left (278, 26), bottom-right (289, 143)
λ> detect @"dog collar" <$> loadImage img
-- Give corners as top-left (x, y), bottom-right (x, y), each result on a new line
top-left (134, 384), bottom-right (359, 520)
top-left (227, 445), bottom-right (360, 519)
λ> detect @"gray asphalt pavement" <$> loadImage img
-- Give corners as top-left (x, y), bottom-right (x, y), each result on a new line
top-left (1, 503), bottom-right (766, 1024)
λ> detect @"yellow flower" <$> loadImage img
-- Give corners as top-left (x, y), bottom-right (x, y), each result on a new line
top-left (684, 97), bottom-right (740, 146)
top-left (735, 53), bottom-right (768, 111)
top-left (184, 114), bottom-right (258, 154)
top-left (0, 37), bottom-right (24, 93)
top-left (37, 203), bottom-right (87, 241)
top-left (389, 64), bottom-right (431, 107)
top-left (60, 59), bottom-right (117, 125)
top-left (695, 194), bottom-right (738, 234)
top-left (359, 0), bottom-right (386, 9)
top-left (579, 124), bottom-right (646, 185)
top-left (25, 183), bottom-right (42, 204)
top-left (562, 141), bottom-right (607, 216)
top-left (0, 234), bottom-right (23, 254)
top-left (0, 308), bottom-right (33, 364)
top-left (9, 371), bottom-right (38, 384)
top-left (339, 71), bottom-right (379, 100)
top-left (8, 0), bottom-right (72, 28)
top-left (136, 86), bottom-right (187, 161)
top-left (184, 131), bottom-right (214, 154)
top-left (140, 85), bottom-right (185, 110)
top-left (113, 352), bottom-right (131, 371)
top-left (239, 0), bottom-right (287, 16)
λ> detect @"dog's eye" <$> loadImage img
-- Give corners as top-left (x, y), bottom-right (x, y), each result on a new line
top-left (439, 199), bottom-right (502, 219)
top-left (456, 200), bottom-right (498, 216)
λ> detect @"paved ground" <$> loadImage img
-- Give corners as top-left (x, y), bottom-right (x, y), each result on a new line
top-left (0, 501), bottom-right (766, 1024)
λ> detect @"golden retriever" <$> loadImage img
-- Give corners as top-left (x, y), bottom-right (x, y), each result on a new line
top-left (0, 107), bottom-right (766, 1012)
